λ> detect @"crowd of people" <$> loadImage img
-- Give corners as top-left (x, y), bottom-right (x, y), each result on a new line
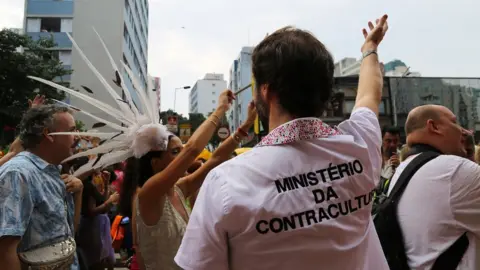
top-left (0, 13), bottom-right (479, 270)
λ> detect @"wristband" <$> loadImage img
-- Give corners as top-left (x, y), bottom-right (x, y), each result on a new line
top-left (232, 133), bottom-right (241, 143)
top-left (361, 49), bottom-right (377, 61)
top-left (208, 119), bottom-right (218, 128)
top-left (237, 128), bottom-right (248, 137)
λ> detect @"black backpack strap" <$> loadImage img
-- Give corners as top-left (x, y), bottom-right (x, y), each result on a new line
top-left (389, 152), bottom-right (468, 270)
top-left (380, 152), bottom-right (439, 270)
top-left (431, 233), bottom-right (469, 270)
top-left (387, 151), bottom-right (440, 204)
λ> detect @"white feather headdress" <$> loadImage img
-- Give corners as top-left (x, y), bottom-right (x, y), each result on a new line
top-left (28, 29), bottom-right (169, 177)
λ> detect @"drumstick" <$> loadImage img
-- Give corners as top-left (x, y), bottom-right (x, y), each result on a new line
top-left (234, 83), bottom-right (252, 96)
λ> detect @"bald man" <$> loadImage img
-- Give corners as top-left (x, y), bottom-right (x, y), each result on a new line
top-left (386, 105), bottom-right (480, 269)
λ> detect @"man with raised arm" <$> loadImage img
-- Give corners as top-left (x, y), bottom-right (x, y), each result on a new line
top-left (175, 15), bottom-right (389, 270)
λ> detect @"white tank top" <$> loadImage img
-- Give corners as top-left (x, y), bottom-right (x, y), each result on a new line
top-left (135, 186), bottom-right (190, 270)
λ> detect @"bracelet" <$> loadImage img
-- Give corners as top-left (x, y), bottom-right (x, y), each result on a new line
top-left (209, 119), bottom-right (218, 128)
top-left (211, 114), bottom-right (220, 122)
top-left (237, 127), bottom-right (248, 137)
top-left (361, 49), bottom-right (377, 61)
top-left (232, 133), bottom-right (241, 143)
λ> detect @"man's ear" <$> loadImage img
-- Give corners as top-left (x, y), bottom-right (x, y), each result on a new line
top-left (260, 84), bottom-right (269, 101)
top-left (426, 119), bottom-right (441, 135)
top-left (43, 128), bottom-right (54, 143)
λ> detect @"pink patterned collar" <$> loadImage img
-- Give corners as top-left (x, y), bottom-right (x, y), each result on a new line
top-left (256, 117), bottom-right (342, 147)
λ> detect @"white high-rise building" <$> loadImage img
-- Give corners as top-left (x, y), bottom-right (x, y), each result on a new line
top-left (189, 73), bottom-right (227, 117)
top-left (24, 0), bottom-right (150, 128)
top-left (227, 47), bottom-right (254, 131)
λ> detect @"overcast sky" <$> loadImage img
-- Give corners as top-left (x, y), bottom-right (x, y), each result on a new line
top-left (1, 0), bottom-right (479, 116)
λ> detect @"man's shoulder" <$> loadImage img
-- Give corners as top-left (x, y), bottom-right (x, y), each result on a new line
top-left (0, 154), bottom-right (41, 188)
top-left (441, 155), bottom-right (480, 176)
top-left (428, 154), bottom-right (472, 170)
top-left (0, 154), bottom-right (32, 175)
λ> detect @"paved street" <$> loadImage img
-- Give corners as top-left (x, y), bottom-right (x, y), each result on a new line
top-left (114, 253), bottom-right (127, 269)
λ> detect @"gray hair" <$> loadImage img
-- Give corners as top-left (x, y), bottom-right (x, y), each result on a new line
top-left (19, 105), bottom-right (71, 149)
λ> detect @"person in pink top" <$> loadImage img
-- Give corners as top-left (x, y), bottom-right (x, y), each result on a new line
top-left (112, 162), bottom-right (125, 193)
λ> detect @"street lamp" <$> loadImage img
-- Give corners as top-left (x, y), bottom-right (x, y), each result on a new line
top-left (174, 86), bottom-right (191, 112)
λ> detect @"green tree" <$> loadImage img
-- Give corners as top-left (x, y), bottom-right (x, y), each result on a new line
top-left (188, 113), bottom-right (206, 133)
top-left (159, 110), bottom-right (187, 136)
top-left (159, 109), bottom-right (187, 126)
top-left (0, 29), bottom-right (71, 128)
top-left (75, 120), bottom-right (86, 132)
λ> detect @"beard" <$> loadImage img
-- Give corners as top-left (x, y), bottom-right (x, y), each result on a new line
top-left (255, 91), bottom-right (269, 131)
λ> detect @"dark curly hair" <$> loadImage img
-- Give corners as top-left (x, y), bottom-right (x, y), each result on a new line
top-left (19, 105), bottom-right (70, 149)
top-left (252, 26), bottom-right (335, 118)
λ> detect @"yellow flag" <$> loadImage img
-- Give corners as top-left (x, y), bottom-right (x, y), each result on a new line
top-left (251, 75), bottom-right (259, 134)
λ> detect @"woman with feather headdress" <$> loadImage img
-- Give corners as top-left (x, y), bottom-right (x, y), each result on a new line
top-left (120, 98), bottom-right (257, 270)
top-left (28, 30), bottom-right (257, 270)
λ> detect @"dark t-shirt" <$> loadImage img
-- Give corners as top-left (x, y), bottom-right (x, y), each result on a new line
top-left (81, 177), bottom-right (106, 216)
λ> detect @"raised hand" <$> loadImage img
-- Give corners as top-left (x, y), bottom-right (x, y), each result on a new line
top-left (108, 192), bottom-right (120, 204)
top-left (28, 94), bottom-right (46, 108)
top-left (61, 174), bottom-right (84, 194)
top-left (361, 14), bottom-right (389, 52)
top-left (217, 90), bottom-right (235, 112)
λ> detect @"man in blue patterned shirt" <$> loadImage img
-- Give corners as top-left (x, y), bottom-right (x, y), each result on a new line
top-left (0, 105), bottom-right (83, 270)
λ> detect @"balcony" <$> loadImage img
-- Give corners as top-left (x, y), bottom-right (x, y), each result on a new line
top-left (55, 64), bottom-right (72, 81)
top-left (27, 0), bottom-right (74, 16)
top-left (28, 32), bottom-right (72, 48)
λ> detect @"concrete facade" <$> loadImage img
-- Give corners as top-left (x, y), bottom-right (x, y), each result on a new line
top-left (69, 0), bottom-right (149, 128)
top-left (189, 73), bottom-right (227, 117)
top-left (23, 0), bottom-right (74, 84)
top-left (227, 47), bottom-right (254, 132)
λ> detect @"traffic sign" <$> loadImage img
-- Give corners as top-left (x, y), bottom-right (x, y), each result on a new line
top-left (217, 127), bottom-right (230, 139)
top-left (179, 123), bottom-right (192, 142)
top-left (166, 115), bottom-right (178, 133)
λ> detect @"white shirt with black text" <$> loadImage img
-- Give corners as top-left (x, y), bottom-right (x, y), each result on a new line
top-left (175, 107), bottom-right (388, 270)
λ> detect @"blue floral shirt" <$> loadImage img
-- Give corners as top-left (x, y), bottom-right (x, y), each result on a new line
top-left (0, 152), bottom-right (78, 270)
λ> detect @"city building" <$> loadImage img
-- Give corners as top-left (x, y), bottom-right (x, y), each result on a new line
top-left (334, 58), bottom-right (420, 77)
top-left (70, 0), bottom-right (149, 128)
top-left (23, 0), bottom-right (73, 84)
top-left (329, 76), bottom-right (392, 128)
top-left (227, 46), bottom-right (254, 132)
top-left (189, 73), bottom-right (227, 117)
top-left (334, 57), bottom-right (358, 76)
top-left (23, 0), bottom-right (149, 128)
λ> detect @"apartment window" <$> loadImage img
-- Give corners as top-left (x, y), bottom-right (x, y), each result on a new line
top-left (212, 91), bottom-right (216, 95)
top-left (60, 19), bottom-right (72, 32)
top-left (26, 18), bottom-right (41, 32)
top-left (123, 26), bottom-right (128, 40)
top-left (59, 51), bottom-right (72, 65)
top-left (212, 83), bottom-right (216, 87)
top-left (212, 100), bottom-right (216, 104)
top-left (129, 40), bottom-right (134, 55)
top-left (379, 101), bottom-right (386, 114)
top-left (134, 55), bottom-right (140, 70)
top-left (40, 18), bottom-right (61, 32)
